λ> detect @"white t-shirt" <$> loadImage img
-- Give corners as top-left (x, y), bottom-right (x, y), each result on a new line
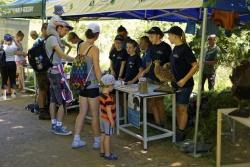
top-left (3, 42), bottom-right (18, 62)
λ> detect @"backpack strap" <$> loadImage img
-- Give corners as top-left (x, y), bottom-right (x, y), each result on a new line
top-left (77, 40), bottom-right (84, 54)
top-left (45, 35), bottom-right (56, 65)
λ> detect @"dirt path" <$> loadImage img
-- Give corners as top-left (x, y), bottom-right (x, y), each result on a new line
top-left (0, 96), bottom-right (213, 167)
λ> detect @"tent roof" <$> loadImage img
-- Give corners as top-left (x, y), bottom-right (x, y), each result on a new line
top-left (45, 0), bottom-right (250, 23)
top-left (0, 0), bottom-right (45, 18)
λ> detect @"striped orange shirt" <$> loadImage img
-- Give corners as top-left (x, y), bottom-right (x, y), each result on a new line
top-left (99, 93), bottom-right (116, 122)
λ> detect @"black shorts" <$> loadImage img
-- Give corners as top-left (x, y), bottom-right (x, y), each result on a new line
top-left (79, 88), bottom-right (99, 98)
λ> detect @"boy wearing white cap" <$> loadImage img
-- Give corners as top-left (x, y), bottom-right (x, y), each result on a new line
top-left (99, 74), bottom-right (118, 160)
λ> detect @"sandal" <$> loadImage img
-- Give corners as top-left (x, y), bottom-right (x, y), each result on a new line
top-left (104, 153), bottom-right (118, 160)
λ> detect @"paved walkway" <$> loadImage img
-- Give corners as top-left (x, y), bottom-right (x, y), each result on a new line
top-left (0, 95), bottom-right (212, 167)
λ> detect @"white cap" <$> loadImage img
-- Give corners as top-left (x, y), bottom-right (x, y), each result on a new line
top-left (87, 23), bottom-right (100, 33)
top-left (101, 74), bottom-right (115, 86)
top-left (208, 34), bottom-right (216, 39)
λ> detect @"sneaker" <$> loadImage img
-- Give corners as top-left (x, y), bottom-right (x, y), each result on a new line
top-left (104, 153), bottom-right (118, 160)
top-left (50, 124), bottom-right (57, 132)
top-left (92, 140), bottom-right (100, 149)
top-left (54, 126), bottom-right (72, 136)
top-left (1, 95), bottom-right (7, 100)
top-left (11, 94), bottom-right (16, 98)
top-left (72, 139), bottom-right (86, 149)
top-left (176, 129), bottom-right (186, 142)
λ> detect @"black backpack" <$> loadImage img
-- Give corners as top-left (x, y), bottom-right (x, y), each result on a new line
top-left (28, 35), bottom-right (55, 72)
top-left (0, 47), bottom-right (6, 68)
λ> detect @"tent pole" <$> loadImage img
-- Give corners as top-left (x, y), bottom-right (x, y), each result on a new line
top-left (193, 7), bottom-right (208, 157)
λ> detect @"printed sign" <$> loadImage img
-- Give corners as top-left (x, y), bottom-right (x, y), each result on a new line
top-left (128, 94), bottom-right (141, 128)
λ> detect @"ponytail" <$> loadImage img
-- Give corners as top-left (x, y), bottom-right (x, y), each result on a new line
top-left (181, 32), bottom-right (186, 43)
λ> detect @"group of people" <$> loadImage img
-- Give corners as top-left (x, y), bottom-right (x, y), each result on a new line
top-left (0, 30), bottom-right (26, 100)
top-left (0, 4), bottom-right (221, 161)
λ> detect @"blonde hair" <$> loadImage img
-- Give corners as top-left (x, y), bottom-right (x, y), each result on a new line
top-left (181, 32), bottom-right (186, 43)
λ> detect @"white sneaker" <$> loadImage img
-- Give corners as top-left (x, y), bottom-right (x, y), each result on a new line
top-left (72, 139), bottom-right (86, 149)
top-left (11, 94), bottom-right (16, 98)
top-left (92, 140), bottom-right (100, 149)
top-left (1, 95), bottom-right (7, 100)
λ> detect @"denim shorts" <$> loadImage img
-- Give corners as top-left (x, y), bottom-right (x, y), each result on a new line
top-left (48, 73), bottom-right (65, 105)
top-left (176, 87), bottom-right (193, 105)
top-left (100, 119), bottom-right (114, 136)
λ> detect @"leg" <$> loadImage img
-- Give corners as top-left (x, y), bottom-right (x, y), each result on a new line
top-left (100, 133), bottom-right (105, 154)
top-left (57, 104), bottom-right (65, 122)
top-left (176, 104), bottom-right (188, 130)
top-left (104, 135), bottom-right (111, 156)
top-left (1, 66), bottom-right (8, 97)
top-left (150, 98), bottom-right (162, 125)
top-left (74, 96), bottom-right (88, 135)
top-left (8, 62), bottom-right (16, 95)
top-left (208, 73), bottom-right (216, 91)
top-left (201, 74), bottom-right (207, 91)
top-left (155, 97), bottom-right (165, 126)
top-left (18, 65), bottom-right (24, 91)
top-left (88, 97), bottom-right (100, 137)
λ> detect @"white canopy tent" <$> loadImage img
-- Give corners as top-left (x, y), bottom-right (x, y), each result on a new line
top-left (46, 0), bottom-right (249, 156)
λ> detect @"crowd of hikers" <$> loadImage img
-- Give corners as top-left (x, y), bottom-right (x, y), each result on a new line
top-left (3, 5), bottom-right (230, 161)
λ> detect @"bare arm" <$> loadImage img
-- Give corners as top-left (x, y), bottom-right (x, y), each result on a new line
top-left (118, 61), bottom-right (126, 78)
top-left (177, 62), bottom-right (199, 87)
top-left (91, 47), bottom-right (102, 82)
top-left (53, 45), bottom-right (74, 62)
top-left (128, 67), bottom-right (143, 84)
top-left (110, 60), bottom-right (115, 76)
top-left (62, 40), bottom-right (72, 55)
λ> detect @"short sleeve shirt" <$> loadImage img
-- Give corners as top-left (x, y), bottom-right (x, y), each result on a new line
top-left (45, 35), bottom-right (63, 74)
top-left (3, 43), bottom-right (18, 62)
top-left (147, 42), bottom-right (172, 81)
top-left (99, 93), bottom-right (116, 122)
top-left (109, 48), bottom-right (128, 78)
top-left (203, 45), bottom-right (220, 74)
top-left (124, 55), bottom-right (142, 82)
top-left (170, 43), bottom-right (197, 88)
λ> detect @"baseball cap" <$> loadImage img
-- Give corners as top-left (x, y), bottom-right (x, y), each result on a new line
top-left (53, 5), bottom-right (65, 15)
top-left (114, 35), bottom-right (124, 41)
top-left (101, 74), bottom-right (115, 86)
top-left (4, 34), bottom-right (13, 41)
top-left (58, 20), bottom-right (73, 31)
top-left (208, 34), bottom-right (216, 39)
top-left (164, 26), bottom-right (183, 36)
top-left (87, 23), bottom-right (100, 33)
top-left (145, 27), bottom-right (164, 36)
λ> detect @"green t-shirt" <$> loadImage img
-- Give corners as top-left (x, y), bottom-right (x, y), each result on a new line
top-left (203, 45), bottom-right (220, 74)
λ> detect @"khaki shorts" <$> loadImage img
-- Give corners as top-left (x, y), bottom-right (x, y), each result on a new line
top-left (36, 72), bottom-right (49, 91)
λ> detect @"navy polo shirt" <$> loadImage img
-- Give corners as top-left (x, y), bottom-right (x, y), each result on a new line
top-left (109, 48), bottom-right (128, 79)
top-left (147, 41), bottom-right (172, 81)
top-left (170, 43), bottom-right (197, 88)
top-left (124, 54), bottom-right (142, 82)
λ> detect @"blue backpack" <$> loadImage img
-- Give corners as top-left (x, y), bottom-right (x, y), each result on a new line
top-left (69, 45), bottom-right (93, 91)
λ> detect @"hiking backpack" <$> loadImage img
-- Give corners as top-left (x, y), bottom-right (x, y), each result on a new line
top-left (28, 35), bottom-right (55, 72)
top-left (69, 45), bottom-right (93, 91)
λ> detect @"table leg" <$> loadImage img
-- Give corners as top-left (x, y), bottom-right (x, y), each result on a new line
top-left (143, 97), bottom-right (147, 150)
top-left (172, 94), bottom-right (176, 143)
top-left (123, 92), bottom-right (127, 124)
top-left (116, 90), bottom-right (120, 135)
top-left (216, 111), bottom-right (222, 167)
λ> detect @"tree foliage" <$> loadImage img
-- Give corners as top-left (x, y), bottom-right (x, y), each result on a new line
top-left (189, 23), bottom-right (250, 67)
